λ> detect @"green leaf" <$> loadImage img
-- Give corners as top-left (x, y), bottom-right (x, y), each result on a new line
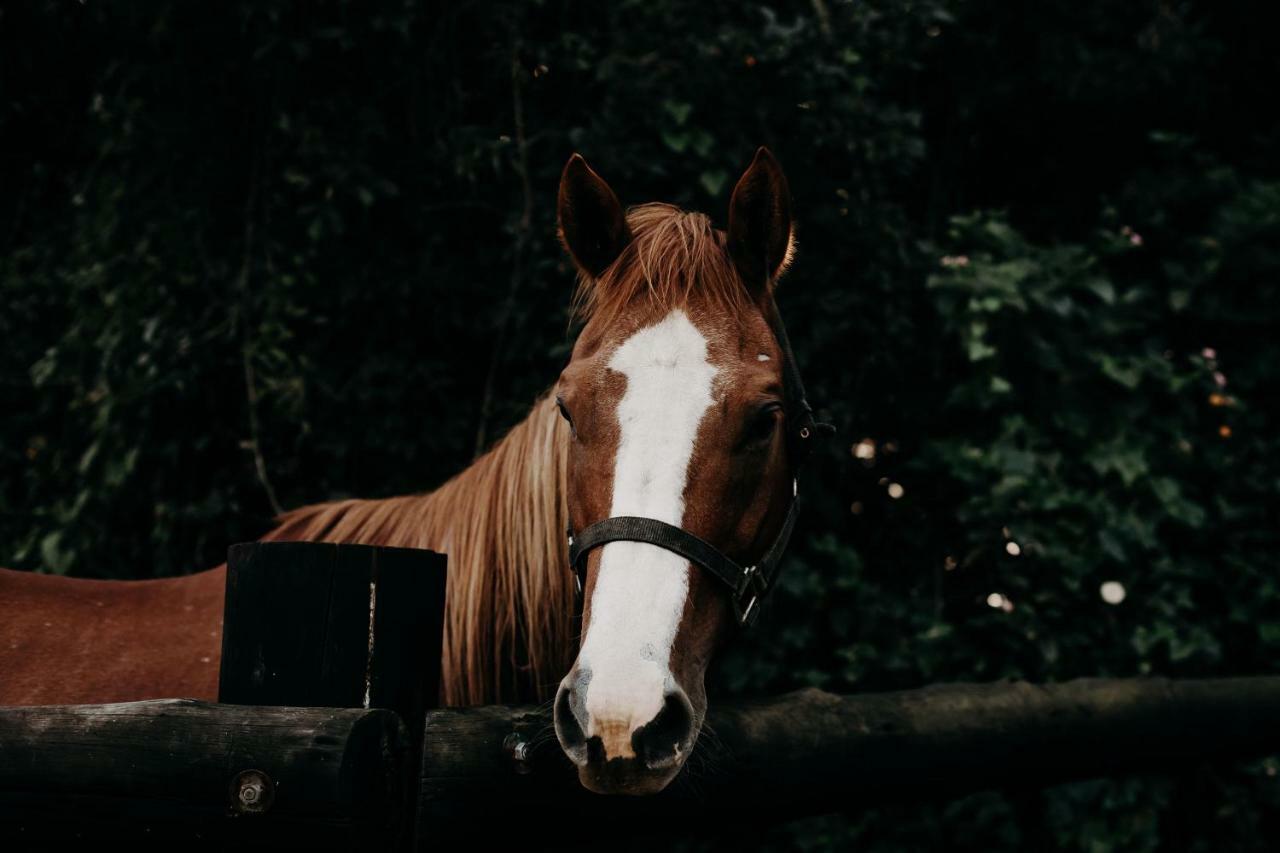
top-left (662, 100), bottom-right (692, 126)
top-left (660, 129), bottom-right (689, 153)
top-left (40, 531), bottom-right (72, 575)
top-left (689, 129), bottom-right (715, 158)
top-left (699, 170), bottom-right (728, 197)
top-left (1099, 355), bottom-right (1142, 389)
top-left (1260, 623), bottom-right (1280, 646)
top-left (78, 441), bottom-right (101, 474)
top-left (1083, 277), bottom-right (1115, 304)
top-left (30, 349), bottom-right (58, 387)
top-left (968, 336), bottom-right (996, 361)
top-left (1098, 530), bottom-right (1127, 562)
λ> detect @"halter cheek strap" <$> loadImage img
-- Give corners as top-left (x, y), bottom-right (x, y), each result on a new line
top-left (565, 295), bottom-right (831, 627)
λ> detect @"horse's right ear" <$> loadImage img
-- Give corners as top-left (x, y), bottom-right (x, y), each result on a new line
top-left (557, 154), bottom-right (632, 279)
top-left (727, 147), bottom-right (794, 298)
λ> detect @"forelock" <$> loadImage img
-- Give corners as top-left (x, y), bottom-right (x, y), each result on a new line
top-left (572, 203), bottom-right (753, 328)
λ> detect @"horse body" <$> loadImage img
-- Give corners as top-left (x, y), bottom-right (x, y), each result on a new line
top-left (0, 565), bottom-right (225, 705)
top-left (0, 393), bottom-right (574, 708)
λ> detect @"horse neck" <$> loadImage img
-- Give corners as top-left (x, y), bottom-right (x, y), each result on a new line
top-left (264, 392), bottom-right (575, 706)
top-left (421, 391), bottom-right (575, 704)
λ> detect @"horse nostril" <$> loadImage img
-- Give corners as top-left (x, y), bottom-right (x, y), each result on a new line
top-left (553, 679), bottom-right (590, 766)
top-left (631, 688), bottom-right (695, 770)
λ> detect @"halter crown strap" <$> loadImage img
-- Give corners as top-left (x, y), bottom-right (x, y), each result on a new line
top-left (764, 294), bottom-right (834, 458)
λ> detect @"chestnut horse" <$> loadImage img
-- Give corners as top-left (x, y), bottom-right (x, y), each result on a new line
top-left (0, 148), bottom-right (801, 794)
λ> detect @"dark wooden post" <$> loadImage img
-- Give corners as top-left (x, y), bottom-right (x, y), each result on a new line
top-left (220, 542), bottom-right (446, 851)
top-left (219, 541), bottom-right (447, 729)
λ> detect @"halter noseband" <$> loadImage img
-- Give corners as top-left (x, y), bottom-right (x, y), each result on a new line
top-left (566, 296), bottom-right (831, 626)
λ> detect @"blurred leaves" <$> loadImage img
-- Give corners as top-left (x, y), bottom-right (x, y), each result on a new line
top-left (2, 0), bottom-right (1279, 849)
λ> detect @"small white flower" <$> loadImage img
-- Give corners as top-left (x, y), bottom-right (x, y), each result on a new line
top-left (1100, 581), bottom-right (1126, 605)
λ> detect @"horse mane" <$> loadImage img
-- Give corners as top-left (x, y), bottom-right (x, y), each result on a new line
top-left (262, 393), bottom-right (573, 706)
top-left (263, 203), bottom-right (752, 707)
top-left (573, 202), bottom-right (753, 326)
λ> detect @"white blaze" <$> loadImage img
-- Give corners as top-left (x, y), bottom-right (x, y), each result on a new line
top-left (577, 309), bottom-right (717, 757)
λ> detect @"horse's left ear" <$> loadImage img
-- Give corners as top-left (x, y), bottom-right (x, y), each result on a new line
top-left (557, 153), bottom-right (632, 279)
top-left (727, 147), bottom-right (794, 298)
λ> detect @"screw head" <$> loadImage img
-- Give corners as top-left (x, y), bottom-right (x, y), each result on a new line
top-left (230, 769), bottom-right (275, 815)
top-left (504, 733), bottom-right (534, 775)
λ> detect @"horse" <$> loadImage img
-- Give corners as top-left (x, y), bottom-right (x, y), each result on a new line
top-left (0, 147), bottom-right (805, 795)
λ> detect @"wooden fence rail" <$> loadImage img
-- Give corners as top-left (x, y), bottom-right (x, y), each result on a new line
top-left (0, 699), bottom-right (406, 847)
top-left (418, 676), bottom-right (1280, 844)
top-left (3, 543), bottom-right (1277, 848)
top-left (2, 677), bottom-right (1277, 848)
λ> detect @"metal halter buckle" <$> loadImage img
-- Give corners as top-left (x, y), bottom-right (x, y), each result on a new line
top-left (738, 564), bottom-right (763, 626)
top-left (568, 533), bottom-right (583, 595)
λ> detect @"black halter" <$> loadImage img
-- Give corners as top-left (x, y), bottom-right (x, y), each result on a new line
top-left (566, 296), bottom-right (831, 626)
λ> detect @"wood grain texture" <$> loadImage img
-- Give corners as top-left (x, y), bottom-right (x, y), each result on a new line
top-left (417, 677), bottom-right (1280, 844)
top-left (219, 541), bottom-right (447, 727)
top-left (0, 699), bottom-right (407, 847)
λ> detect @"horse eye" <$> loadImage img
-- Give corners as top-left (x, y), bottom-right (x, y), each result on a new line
top-left (555, 396), bottom-right (575, 429)
top-left (745, 404), bottom-right (782, 447)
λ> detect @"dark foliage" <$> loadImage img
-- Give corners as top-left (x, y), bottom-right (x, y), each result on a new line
top-left (2, 1), bottom-right (1278, 847)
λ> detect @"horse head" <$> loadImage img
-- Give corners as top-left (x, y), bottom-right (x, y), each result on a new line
top-left (552, 148), bottom-right (804, 794)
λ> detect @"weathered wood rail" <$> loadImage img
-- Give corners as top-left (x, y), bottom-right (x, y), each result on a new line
top-left (0, 700), bottom-right (406, 846)
top-left (419, 676), bottom-right (1280, 843)
top-left (2, 677), bottom-right (1277, 847)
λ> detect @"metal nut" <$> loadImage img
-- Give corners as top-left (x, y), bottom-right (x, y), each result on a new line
top-left (230, 769), bottom-right (275, 815)
top-left (503, 733), bottom-right (534, 775)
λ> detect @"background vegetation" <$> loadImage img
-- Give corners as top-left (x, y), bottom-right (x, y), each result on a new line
top-left (3, 1), bottom-right (1278, 848)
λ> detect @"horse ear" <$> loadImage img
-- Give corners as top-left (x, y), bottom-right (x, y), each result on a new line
top-left (727, 147), bottom-right (794, 297)
top-left (557, 154), bottom-right (632, 279)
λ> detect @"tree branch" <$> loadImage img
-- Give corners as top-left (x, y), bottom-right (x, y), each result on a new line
top-left (234, 96), bottom-right (283, 517)
top-left (473, 40), bottom-right (535, 459)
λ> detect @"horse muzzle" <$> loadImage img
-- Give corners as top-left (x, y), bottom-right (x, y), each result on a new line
top-left (553, 666), bottom-right (699, 794)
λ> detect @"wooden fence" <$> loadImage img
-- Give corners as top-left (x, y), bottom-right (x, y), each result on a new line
top-left (2, 542), bottom-right (1277, 849)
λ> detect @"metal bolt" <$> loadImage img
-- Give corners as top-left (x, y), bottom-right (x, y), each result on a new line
top-left (230, 769), bottom-right (275, 815)
top-left (504, 733), bottom-right (534, 775)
